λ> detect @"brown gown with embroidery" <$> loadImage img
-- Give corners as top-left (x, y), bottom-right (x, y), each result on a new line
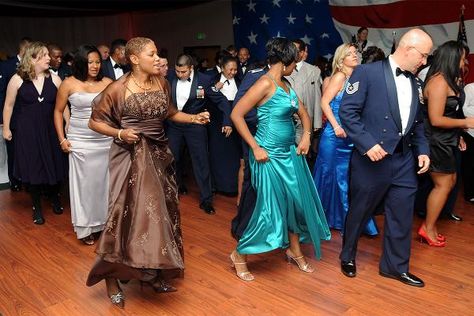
top-left (86, 73), bottom-right (184, 286)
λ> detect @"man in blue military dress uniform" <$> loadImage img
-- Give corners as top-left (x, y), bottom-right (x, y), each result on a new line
top-left (339, 29), bottom-right (432, 287)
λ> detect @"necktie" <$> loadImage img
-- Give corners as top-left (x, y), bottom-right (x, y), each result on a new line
top-left (114, 63), bottom-right (122, 69)
top-left (396, 67), bottom-right (410, 78)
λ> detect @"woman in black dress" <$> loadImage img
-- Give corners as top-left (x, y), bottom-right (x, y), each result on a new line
top-left (3, 41), bottom-right (66, 225)
top-left (419, 41), bottom-right (474, 246)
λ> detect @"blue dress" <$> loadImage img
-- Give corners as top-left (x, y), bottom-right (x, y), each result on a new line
top-left (237, 77), bottom-right (331, 259)
top-left (313, 83), bottom-right (378, 236)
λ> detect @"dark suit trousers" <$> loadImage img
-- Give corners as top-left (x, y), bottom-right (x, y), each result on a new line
top-left (231, 123), bottom-right (257, 240)
top-left (167, 122), bottom-right (212, 204)
top-left (341, 150), bottom-right (417, 274)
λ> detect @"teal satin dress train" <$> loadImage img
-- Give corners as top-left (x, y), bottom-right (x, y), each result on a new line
top-left (237, 78), bottom-right (331, 259)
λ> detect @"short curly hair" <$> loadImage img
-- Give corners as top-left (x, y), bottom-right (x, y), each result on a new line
top-left (125, 37), bottom-right (154, 64)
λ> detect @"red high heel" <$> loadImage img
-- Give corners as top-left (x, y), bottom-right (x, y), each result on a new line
top-left (418, 226), bottom-right (446, 247)
top-left (437, 233), bottom-right (446, 242)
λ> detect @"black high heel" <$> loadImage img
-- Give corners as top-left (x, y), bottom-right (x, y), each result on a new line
top-left (32, 207), bottom-right (45, 225)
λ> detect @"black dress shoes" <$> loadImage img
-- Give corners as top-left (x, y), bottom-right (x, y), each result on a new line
top-left (10, 183), bottom-right (21, 192)
top-left (178, 185), bottom-right (188, 195)
top-left (379, 271), bottom-right (425, 287)
top-left (341, 260), bottom-right (356, 277)
top-left (199, 201), bottom-right (215, 215)
top-left (446, 212), bottom-right (462, 221)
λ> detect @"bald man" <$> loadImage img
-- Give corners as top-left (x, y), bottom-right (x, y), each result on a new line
top-left (339, 29), bottom-right (432, 287)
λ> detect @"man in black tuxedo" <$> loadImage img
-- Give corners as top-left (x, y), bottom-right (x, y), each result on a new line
top-left (102, 39), bottom-right (130, 80)
top-left (167, 54), bottom-right (230, 214)
top-left (47, 43), bottom-right (70, 79)
top-left (0, 37), bottom-right (32, 191)
top-left (236, 47), bottom-right (251, 80)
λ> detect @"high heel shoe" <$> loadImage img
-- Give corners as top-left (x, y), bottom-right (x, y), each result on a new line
top-left (80, 235), bottom-right (95, 245)
top-left (106, 279), bottom-right (125, 308)
top-left (32, 207), bottom-right (45, 225)
top-left (140, 279), bottom-right (177, 293)
top-left (229, 251), bottom-right (254, 281)
top-left (437, 233), bottom-right (446, 242)
top-left (417, 226), bottom-right (446, 247)
top-left (285, 250), bottom-right (314, 273)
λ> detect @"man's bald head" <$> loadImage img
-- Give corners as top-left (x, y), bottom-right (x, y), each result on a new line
top-left (393, 28), bottom-right (433, 73)
top-left (397, 28), bottom-right (433, 49)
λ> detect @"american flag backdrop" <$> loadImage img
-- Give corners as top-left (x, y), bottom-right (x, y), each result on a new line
top-left (231, 0), bottom-right (343, 63)
top-left (232, 0), bottom-right (474, 81)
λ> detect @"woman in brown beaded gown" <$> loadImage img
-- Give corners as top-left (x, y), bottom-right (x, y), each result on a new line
top-left (86, 37), bottom-right (210, 308)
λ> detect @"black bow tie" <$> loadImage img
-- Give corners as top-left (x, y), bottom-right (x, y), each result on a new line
top-left (224, 79), bottom-right (230, 85)
top-left (113, 63), bottom-right (122, 69)
top-left (187, 77), bottom-right (191, 82)
top-left (396, 67), bottom-right (410, 78)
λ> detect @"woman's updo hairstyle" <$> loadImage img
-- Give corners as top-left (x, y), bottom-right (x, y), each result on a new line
top-left (265, 37), bottom-right (297, 67)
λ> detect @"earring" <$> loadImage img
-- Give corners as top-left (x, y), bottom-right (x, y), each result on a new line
top-left (283, 65), bottom-right (286, 71)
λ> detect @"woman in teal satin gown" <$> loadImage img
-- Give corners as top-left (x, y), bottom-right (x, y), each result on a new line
top-left (229, 38), bottom-right (331, 281)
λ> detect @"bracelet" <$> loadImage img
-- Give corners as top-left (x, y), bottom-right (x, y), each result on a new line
top-left (333, 126), bottom-right (342, 131)
top-left (304, 130), bottom-right (311, 136)
top-left (59, 138), bottom-right (67, 145)
top-left (117, 129), bottom-right (123, 141)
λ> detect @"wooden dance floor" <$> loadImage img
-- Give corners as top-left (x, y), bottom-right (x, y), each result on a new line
top-left (0, 185), bottom-right (473, 315)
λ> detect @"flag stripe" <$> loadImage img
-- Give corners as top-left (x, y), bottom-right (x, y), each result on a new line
top-left (330, 0), bottom-right (473, 28)
top-left (333, 19), bottom-right (474, 53)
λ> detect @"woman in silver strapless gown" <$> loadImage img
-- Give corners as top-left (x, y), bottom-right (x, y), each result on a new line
top-left (54, 45), bottom-right (113, 245)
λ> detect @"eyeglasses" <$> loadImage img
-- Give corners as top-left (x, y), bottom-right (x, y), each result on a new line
top-left (409, 46), bottom-right (429, 59)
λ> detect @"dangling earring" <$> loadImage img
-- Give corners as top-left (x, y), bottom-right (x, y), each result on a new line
top-left (283, 65), bottom-right (286, 72)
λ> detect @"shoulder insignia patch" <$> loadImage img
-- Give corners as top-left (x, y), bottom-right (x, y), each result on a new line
top-left (249, 68), bottom-right (264, 73)
top-left (346, 81), bottom-right (359, 95)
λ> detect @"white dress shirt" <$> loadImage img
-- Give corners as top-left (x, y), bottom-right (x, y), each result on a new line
top-left (176, 70), bottom-right (194, 110)
top-left (389, 55), bottom-right (412, 134)
top-left (295, 60), bottom-right (303, 72)
top-left (110, 57), bottom-right (124, 79)
top-left (218, 74), bottom-right (238, 101)
top-left (463, 83), bottom-right (474, 137)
